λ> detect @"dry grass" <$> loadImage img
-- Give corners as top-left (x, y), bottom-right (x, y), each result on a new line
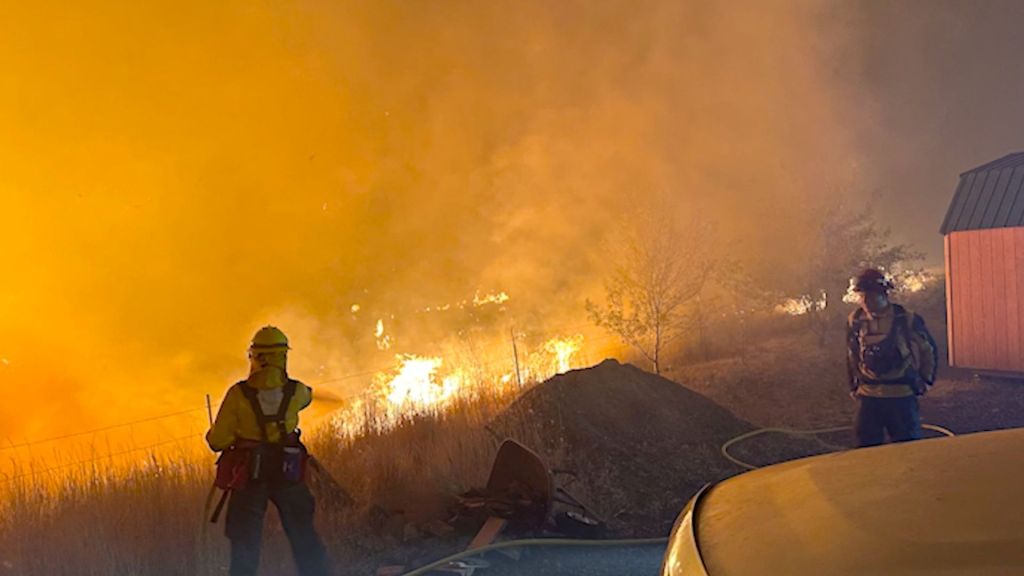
top-left (0, 286), bottom-right (955, 575)
top-left (0, 449), bottom-right (214, 576)
top-left (0, 371), bottom-right (539, 576)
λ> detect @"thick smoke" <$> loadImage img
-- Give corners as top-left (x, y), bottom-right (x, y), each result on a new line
top-left (842, 0), bottom-right (1024, 254)
top-left (2, 0), bottom-right (1019, 440)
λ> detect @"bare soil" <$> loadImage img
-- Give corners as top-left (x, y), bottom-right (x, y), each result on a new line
top-left (490, 359), bottom-right (753, 537)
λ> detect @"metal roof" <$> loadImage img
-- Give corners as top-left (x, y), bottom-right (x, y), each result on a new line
top-left (940, 152), bottom-right (1024, 234)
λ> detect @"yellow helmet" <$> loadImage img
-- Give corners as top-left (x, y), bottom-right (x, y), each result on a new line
top-left (249, 325), bottom-right (290, 353)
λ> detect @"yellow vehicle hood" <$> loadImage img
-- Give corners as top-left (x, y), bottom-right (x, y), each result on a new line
top-left (696, 428), bottom-right (1024, 575)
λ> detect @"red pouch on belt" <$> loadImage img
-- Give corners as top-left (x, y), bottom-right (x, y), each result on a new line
top-left (215, 447), bottom-right (252, 490)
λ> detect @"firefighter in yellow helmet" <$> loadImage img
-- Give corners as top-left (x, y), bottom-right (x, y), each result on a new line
top-left (846, 269), bottom-right (938, 448)
top-left (206, 326), bottom-right (329, 576)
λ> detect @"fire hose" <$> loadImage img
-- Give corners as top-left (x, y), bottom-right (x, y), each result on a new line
top-left (719, 423), bottom-right (956, 470)
top-left (399, 536), bottom-right (670, 576)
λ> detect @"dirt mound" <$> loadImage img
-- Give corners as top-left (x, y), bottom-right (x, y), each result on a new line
top-left (489, 359), bottom-right (753, 536)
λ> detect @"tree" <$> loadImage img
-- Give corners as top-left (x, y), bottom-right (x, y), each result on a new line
top-left (586, 210), bottom-right (715, 374)
top-left (799, 205), bottom-right (922, 346)
top-left (681, 255), bottom-right (769, 361)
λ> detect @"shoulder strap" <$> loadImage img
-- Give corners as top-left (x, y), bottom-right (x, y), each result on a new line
top-left (890, 304), bottom-right (911, 338)
top-left (847, 309), bottom-right (866, 351)
top-left (237, 382), bottom-right (269, 443)
top-left (276, 379), bottom-right (299, 441)
top-left (237, 379), bottom-right (298, 444)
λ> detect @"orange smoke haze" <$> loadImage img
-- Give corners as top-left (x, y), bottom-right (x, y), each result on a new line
top-left (1, 1), bottom-right (869, 445)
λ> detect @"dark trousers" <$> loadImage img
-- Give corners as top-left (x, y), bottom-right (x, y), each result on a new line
top-left (855, 395), bottom-right (922, 448)
top-left (225, 480), bottom-right (329, 576)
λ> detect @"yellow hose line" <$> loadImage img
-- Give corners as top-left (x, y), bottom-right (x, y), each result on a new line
top-left (720, 423), bottom-right (956, 470)
top-left (400, 536), bottom-right (669, 576)
top-left (922, 423), bottom-right (956, 437)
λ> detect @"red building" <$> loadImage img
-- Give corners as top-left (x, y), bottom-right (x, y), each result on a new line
top-left (941, 152), bottom-right (1024, 373)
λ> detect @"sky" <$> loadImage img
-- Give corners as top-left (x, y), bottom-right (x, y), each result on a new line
top-left (850, 0), bottom-right (1024, 253)
top-left (2, 0), bottom-right (1023, 442)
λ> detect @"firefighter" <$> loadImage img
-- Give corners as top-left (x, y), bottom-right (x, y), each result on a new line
top-left (206, 326), bottom-right (330, 576)
top-left (846, 269), bottom-right (938, 447)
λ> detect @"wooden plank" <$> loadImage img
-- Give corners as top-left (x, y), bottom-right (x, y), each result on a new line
top-left (944, 235), bottom-right (956, 366)
top-left (467, 516), bottom-right (507, 550)
top-left (967, 230), bottom-right (984, 368)
top-left (1004, 228), bottom-right (1021, 371)
top-left (1016, 228), bottom-right (1024, 371)
top-left (962, 233), bottom-right (978, 366)
top-left (951, 233), bottom-right (965, 367)
top-left (991, 230), bottom-right (1008, 370)
top-left (980, 231), bottom-right (995, 369)
top-left (955, 233), bottom-right (970, 367)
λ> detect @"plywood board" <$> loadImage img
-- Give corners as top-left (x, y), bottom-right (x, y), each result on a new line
top-left (945, 234), bottom-right (956, 366)
top-left (1001, 228), bottom-right (1021, 370)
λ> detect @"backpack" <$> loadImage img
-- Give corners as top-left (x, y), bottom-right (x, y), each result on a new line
top-left (851, 304), bottom-right (912, 377)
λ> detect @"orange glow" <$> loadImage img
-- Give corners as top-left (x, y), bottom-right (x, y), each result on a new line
top-left (543, 335), bottom-right (584, 374)
top-left (327, 332), bottom-right (587, 437)
top-left (775, 294), bottom-right (828, 316)
top-left (375, 320), bottom-right (392, 351)
top-left (2, 0), bottom-right (875, 454)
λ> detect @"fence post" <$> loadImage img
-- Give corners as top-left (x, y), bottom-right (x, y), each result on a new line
top-left (205, 394), bottom-right (213, 427)
top-left (510, 328), bottom-right (523, 387)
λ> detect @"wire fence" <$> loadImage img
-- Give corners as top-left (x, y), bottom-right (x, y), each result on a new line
top-left (0, 407), bottom-right (210, 452)
top-left (0, 325), bottom-right (633, 484)
top-left (0, 433), bottom-right (204, 486)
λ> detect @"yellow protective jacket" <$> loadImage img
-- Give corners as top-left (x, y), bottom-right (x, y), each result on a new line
top-left (846, 303), bottom-right (938, 398)
top-left (206, 376), bottom-right (313, 451)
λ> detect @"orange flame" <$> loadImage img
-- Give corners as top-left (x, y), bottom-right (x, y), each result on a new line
top-left (329, 333), bottom-right (586, 438)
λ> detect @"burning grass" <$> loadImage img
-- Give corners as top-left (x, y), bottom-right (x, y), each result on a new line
top-left (0, 335), bottom-right (588, 575)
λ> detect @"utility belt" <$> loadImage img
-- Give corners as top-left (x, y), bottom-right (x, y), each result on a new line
top-left (215, 433), bottom-right (310, 490)
top-left (216, 379), bottom-right (312, 490)
top-left (859, 366), bottom-right (924, 392)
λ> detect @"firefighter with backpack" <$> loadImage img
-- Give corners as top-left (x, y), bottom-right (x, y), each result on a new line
top-left (206, 326), bottom-right (330, 576)
top-left (846, 269), bottom-right (938, 448)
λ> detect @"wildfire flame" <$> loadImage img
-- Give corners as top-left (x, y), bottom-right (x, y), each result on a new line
top-left (543, 335), bottom-right (583, 374)
top-left (375, 319), bottom-right (392, 350)
top-left (423, 290), bottom-right (510, 312)
top-left (775, 293), bottom-right (827, 316)
top-left (383, 355), bottom-right (461, 409)
top-left (779, 270), bottom-right (937, 315)
top-left (330, 333), bottom-right (585, 438)
top-left (896, 270), bottom-right (931, 293)
top-left (472, 291), bottom-right (510, 306)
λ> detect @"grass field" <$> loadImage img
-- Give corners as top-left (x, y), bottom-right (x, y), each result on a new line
top-left (3, 284), bottom-right (987, 576)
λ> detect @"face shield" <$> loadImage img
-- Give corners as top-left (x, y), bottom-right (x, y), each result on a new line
top-left (857, 289), bottom-right (890, 315)
top-left (247, 349), bottom-right (288, 389)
